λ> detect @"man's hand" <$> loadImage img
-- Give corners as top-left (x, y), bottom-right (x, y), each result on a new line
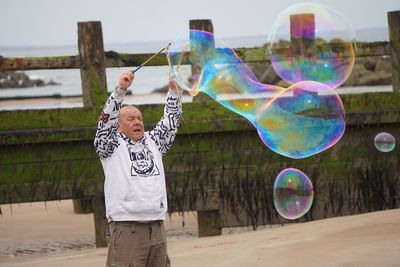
top-left (119, 71), bottom-right (134, 90)
top-left (169, 73), bottom-right (181, 91)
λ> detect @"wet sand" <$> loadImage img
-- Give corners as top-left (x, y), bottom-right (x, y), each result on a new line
top-left (0, 200), bottom-right (198, 258)
top-left (0, 200), bottom-right (399, 266)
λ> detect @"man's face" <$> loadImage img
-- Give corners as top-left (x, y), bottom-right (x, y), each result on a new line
top-left (118, 106), bottom-right (144, 141)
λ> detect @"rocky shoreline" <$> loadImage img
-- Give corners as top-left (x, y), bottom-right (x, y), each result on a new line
top-left (0, 71), bottom-right (60, 89)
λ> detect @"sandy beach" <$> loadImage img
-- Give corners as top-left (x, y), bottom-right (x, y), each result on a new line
top-left (0, 200), bottom-right (399, 266)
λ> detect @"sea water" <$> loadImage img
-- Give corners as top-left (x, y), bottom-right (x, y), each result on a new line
top-left (0, 36), bottom-right (268, 100)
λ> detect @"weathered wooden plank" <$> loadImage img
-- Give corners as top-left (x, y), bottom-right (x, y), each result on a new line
top-left (0, 52), bottom-right (169, 71)
top-left (0, 107), bottom-right (100, 131)
top-left (0, 141), bottom-right (98, 165)
top-left (0, 43), bottom-right (391, 71)
top-left (1, 91), bottom-right (400, 145)
top-left (78, 21), bottom-right (108, 107)
top-left (1, 91), bottom-right (399, 131)
top-left (104, 51), bottom-right (169, 68)
top-left (0, 127), bottom-right (97, 145)
top-left (0, 56), bottom-right (80, 70)
top-left (355, 42), bottom-right (391, 57)
top-left (0, 101), bottom-right (248, 136)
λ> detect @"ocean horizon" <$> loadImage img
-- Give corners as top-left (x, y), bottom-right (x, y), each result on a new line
top-left (0, 26), bottom-right (389, 57)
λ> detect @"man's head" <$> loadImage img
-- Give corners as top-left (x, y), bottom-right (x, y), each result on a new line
top-left (118, 106), bottom-right (144, 141)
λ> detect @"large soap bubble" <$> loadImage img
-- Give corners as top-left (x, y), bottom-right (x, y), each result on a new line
top-left (167, 29), bottom-right (346, 158)
top-left (374, 132), bottom-right (396, 152)
top-left (268, 3), bottom-right (356, 89)
top-left (274, 168), bottom-right (314, 220)
top-left (167, 29), bottom-right (285, 123)
top-left (256, 81), bottom-right (346, 158)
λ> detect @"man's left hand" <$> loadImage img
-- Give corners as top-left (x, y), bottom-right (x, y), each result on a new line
top-left (169, 73), bottom-right (181, 91)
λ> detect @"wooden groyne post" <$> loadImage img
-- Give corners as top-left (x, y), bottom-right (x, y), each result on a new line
top-left (78, 21), bottom-right (108, 247)
top-left (189, 19), bottom-right (216, 103)
top-left (189, 19), bottom-right (223, 237)
top-left (78, 21), bottom-right (108, 108)
top-left (388, 10), bottom-right (400, 92)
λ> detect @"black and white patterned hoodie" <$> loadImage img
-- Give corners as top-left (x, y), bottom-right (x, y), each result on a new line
top-left (94, 87), bottom-right (181, 222)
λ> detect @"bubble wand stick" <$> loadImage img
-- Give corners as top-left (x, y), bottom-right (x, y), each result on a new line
top-left (132, 43), bottom-right (171, 73)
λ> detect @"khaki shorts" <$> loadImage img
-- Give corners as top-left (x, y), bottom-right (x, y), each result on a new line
top-left (106, 221), bottom-right (170, 267)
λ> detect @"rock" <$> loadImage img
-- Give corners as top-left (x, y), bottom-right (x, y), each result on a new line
top-left (0, 71), bottom-right (61, 89)
top-left (342, 63), bottom-right (370, 86)
top-left (375, 57), bottom-right (391, 73)
top-left (358, 71), bottom-right (392, 86)
top-left (362, 57), bottom-right (377, 71)
top-left (47, 79), bottom-right (60, 86)
top-left (152, 84), bottom-right (169, 93)
top-left (342, 56), bottom-right (392, 86)
top-left (104, 50), bottom-right (119, 59)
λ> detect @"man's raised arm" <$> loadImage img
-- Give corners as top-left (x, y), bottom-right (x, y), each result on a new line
top-left (149, 74), bottom-right (183, 156)
top-left (94, 71), bottom-right (134, 159)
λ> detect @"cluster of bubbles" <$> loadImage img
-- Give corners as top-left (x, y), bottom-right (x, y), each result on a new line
top-left (167, 3), bottom-right (357, 219)
top-left (374, 132), bottom-right (396, 152)
top-left (273, 168), bottom-right (314, 220)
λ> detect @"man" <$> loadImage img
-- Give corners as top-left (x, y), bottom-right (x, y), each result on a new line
top-left (94, 70), bottom-right (182, 267)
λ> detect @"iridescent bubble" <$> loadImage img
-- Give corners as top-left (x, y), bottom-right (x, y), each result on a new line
top-left (167, 29), bottom-right (284, 123)
top-left (274, 168), bottom-right (314, 220)
top-left (268, 3), bottom-right (356, 89)
top-left (168, 30), bottom-right (346, 158)
top-left (256, 81), bottom-right (345, 158)
top-left (374, 132), bottom-right (396, 152)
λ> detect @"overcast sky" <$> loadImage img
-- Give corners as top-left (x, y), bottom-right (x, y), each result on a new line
top-left (0, 0), bottom-right (399, 47)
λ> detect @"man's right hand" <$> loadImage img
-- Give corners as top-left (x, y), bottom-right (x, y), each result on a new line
top-left (119, 71), bottom-right (134, 90)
